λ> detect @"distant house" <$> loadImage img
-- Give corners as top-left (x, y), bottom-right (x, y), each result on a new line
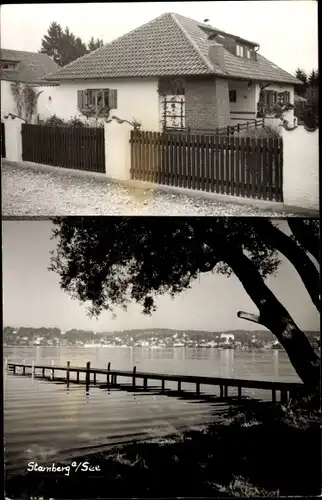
top-left (1, 48), bottom-right (60, 123)
top-left (43, 12), bottom-right (301, 131)
top-left (220, 333), bottom-right (235, 343)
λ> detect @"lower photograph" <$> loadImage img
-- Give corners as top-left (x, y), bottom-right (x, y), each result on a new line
top-left (2, 216), bottom-right (321, 499)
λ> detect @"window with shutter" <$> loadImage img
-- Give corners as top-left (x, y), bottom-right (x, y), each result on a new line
top-left (77, 88), bottom-right (117, 116)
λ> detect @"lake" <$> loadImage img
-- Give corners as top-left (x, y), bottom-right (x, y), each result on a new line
top-left (4, 345), bottom-right (300, 475)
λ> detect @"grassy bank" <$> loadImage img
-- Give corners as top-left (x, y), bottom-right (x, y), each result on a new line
top-left (5, 400), bottom-right (321, 499)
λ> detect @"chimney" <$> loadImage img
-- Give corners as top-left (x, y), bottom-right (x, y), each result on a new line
top-left (208, 43), bottom-right (226, 72)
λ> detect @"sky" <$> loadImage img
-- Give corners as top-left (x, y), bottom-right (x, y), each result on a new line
top-left (0, 1), bottom-right (318, 75)
top-left (2, 219), bottom-right (320, 333)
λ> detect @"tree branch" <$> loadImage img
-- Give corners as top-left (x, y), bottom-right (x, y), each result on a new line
top-left (257, 221), bottom-right (320, 312)
top-left (221, 241), bottom-right (320, 388)
top-left (237, 311), bottom-right (262, 325)
top-left (288, 219), bottom-right (320, 265)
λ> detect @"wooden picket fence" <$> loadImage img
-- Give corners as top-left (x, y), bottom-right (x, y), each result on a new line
top-left (130, 131), bottom-right (283, 202)
top-left (21, 124), bottom-right (105, 173)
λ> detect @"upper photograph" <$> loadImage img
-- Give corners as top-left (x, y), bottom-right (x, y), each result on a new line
top-left (1, 1), bottom-right (319, 217)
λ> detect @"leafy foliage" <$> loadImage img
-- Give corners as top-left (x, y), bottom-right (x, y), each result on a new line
top-left (40, 22), bottom-right (104, 67)
top-left (49, 218), bottom-right (285, 317)
top-left (10, 82), bottom-right (43, 123)
top-left (39, 114), bottom-right (104, 128)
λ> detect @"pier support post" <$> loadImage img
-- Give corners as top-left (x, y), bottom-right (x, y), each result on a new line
top-left (32, 361), bottom-right (35, 377)
top-left (272, 389), bottom-right (276, 404)
top-left (66, 361), bottom-right (70, 384)
top-left (107, 362), bottom-right (111, 385)
top-left (13, 365), bottom-right (16, 375)
top-left (86, 361), bottom-right (91, 386)
top-left (132, 366), bottom-right (136, 389)
top-left (161, 379), bottom-right (165, 393)
top-left (196, 382), bottom-right (200, 396)
top-left (238, 386), bottom-right (242, 400)
top-left (224, 386), bottom-right (228, 398)
top-left (42, 367), bottom-right (45, 377)
top-left (220, 385), bottom-right (223, 398)
top-left (143, 377), bottom-right (148, 390)
top-left (178, 380), bottom-right (182, 392)
top-left (281, 390), bottom-right (288, 404)
top-left (52, 369), bottom-right (55, 380)
top-left (93, 372), bottom-right (96, 385)
top-left (22, 365), bottom-right (26, 375)
top-left (76, 371), bottom-right (80, 384)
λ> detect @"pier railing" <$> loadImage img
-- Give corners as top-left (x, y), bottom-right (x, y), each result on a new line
top-left (6, 360), bottom-right (306, 404)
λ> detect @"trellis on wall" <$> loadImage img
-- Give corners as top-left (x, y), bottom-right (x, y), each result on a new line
top-left (158, 77), bottom-right (186, 132)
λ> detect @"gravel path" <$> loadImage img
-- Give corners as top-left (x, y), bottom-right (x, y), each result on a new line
top-left (2, 163), bottom-right (297, 216)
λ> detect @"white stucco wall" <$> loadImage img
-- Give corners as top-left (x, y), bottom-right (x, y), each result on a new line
top-left (36, 85), bottom-right (60, 121)
top-left (282, 125), bottom-right (319, 210)
top-left (52, 78), bottom-right (160, 131)
top-left (228, 79), bottom-right (257, 122)
top-left (2, 117), bottom-right (23, 162)
top-left (1, 80), bottom-right (60, 123)
top-left (1, 80), bottom-right (16, 119)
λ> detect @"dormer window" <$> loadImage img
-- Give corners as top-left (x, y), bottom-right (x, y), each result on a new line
top-left (1, 61), bottom-right (18, 70)
top-left (236, 45), bottom-right (255, 60)
top-left (236, 45), bottom-right (243, 57)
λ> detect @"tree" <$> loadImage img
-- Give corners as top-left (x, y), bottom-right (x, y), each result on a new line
top-left (40, 21), bottom-right (64, 65)
top-left (87, 37), bottom-right (104, 52)
top-left (294, 67), bottom-right (308, 97)
top-left (40, 23), bottom-right (88, 67)
top-left (49, 218), bottom-right (320, 394)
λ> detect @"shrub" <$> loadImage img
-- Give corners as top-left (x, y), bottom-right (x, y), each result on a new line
top-left (234, 125), bottom-right (281, 138)
top-left (39, 114), bottom-right (104, 128)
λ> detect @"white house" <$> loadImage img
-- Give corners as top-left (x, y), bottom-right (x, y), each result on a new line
top-left (1, 49), bottom-right (60, 123)
top-left (220, 333), bottom-right (235, 344)
top-left (43, 12), bottom-right (301, 132)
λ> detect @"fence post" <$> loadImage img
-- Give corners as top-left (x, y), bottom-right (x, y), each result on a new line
top-left (86, 361), bottom-right (91, 386)
top-left (2, 117), bottom-right (23, 162)
top-left (104, 120), bottom-right (133, 181)
top-left (66, 361), bottom-right (70, 384)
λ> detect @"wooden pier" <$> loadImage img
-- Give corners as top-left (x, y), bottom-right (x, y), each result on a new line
top-left (6, 361), bottom-right (306, 404)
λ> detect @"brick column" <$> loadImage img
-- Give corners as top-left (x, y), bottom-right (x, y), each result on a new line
top-left (185, 77), bottom-right (230, 131)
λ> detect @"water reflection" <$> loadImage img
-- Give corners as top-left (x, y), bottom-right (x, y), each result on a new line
top-left (4, 345), bottom-right (300, 475)
top-left (5, 345), bottom-right (298, 382)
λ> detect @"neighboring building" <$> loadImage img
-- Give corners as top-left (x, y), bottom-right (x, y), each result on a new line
top-left (1, 49), bottom-right (60, 122)
top-left (220, 333), bottom-right (235, 343)
top-left (43, 12), bottom-right (301, 131)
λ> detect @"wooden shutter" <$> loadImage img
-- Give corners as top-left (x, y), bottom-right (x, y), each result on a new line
top-left (267, 90), bottom-right (274, 105)
top-left (263, 91), bottom-right (269, 106)
top-left (84, 89), bottom-right (89, 106)
top-left (109, 89), bottom-right (117, 109)
top-left (77, 90), bottom-right (84, 110)
top-left (284, 91), bottom-right (290, 104)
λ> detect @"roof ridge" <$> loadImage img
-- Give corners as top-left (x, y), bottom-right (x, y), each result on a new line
top-left (170, 12), bottom-right (217, 73)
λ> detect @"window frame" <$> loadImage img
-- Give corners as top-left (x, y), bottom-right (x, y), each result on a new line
top-left (78, 88), bottom-right (117, 116)
top-left (1, 62), bottom-right (18, 70)
top-left (236, 45), bottom-right (243, 57)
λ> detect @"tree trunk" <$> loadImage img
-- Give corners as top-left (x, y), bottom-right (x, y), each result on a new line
top-left (223, 245), bottom-right (320, 391)
top-left (258, 221), bottom-right (320, 312)
top-left (288, 219), bottom-right (320, 265)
